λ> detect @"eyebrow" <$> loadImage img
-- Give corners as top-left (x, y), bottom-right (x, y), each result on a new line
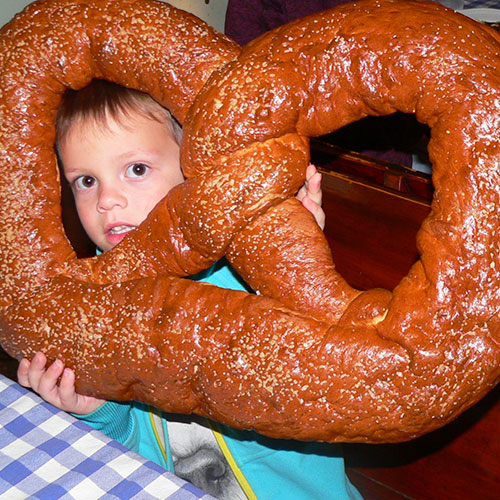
top-left (115, 149), bottom-right (159, 160)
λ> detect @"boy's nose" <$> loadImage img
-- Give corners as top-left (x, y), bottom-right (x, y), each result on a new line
top-left (96, 186), bottom-right (127, 212)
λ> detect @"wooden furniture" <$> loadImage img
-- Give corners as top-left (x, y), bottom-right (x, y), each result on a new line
top-left (311, 140), bottom-right (500, 500)
top-left (0, 139), bottom-right (499, 499)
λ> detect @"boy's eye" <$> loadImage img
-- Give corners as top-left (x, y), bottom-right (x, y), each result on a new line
top-left (74, 175), bottom-right (96, 190)
top-left (127, 163), bottom-right (150, 178)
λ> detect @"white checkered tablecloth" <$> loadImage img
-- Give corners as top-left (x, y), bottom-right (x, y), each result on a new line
top-left (463, 0), bottom-right (500, 8)
top-left (0, 375), bottom-right (217, 500)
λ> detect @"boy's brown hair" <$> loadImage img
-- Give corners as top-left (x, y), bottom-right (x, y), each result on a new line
top-left (56, 79), bottom-right (182, 150)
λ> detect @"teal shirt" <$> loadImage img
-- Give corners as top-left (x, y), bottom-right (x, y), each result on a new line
top-left (78, 260), bottom-right (363, 500)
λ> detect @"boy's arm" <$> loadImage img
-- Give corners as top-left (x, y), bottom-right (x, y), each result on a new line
top-left (74, 400), bottom-right (136, 445)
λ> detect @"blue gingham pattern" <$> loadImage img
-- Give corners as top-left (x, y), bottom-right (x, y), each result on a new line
top-left (0, 375), bottom-right (217, 500)
top-left (464, 0), bottom-right (500, 8)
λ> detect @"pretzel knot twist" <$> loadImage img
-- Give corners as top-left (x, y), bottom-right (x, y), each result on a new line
top-left (1, 0), bottom-right (500, 443)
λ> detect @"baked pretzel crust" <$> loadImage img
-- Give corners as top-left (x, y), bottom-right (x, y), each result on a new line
top-left (1, 0), bottom-right (500, 443)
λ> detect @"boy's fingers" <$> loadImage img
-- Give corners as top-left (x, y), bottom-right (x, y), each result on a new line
top-left (305, 163), bottom-right (319, 180)
top-left (59, 368), bottom-right (76, 398)
top-left (25, 352), bottom-right (49, 391)
top-left (311, 172), bottom-right (322, 190)
top-left (308, 172), bottom-right (322, 192)
top-left (58, 368), bottom-right (79, 409)
top-left (305, 175), bottom-right (322, 207)
top-left (302, 197), bottom-right (326, 230)
top-left (59, 368), bottom-right (105, 414)
top-left (36, 359), bottom-right (65, 396)
top-left (46, 359), bottom-right (65, 380)
top-left (296, 185), bottom-right (306, 201)
top-left (17, 358), bottom-right (31, 387)
top-left (30, 351), bottom-right (48, 372)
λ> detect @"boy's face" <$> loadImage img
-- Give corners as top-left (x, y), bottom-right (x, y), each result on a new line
top-left (60, 110), bottom-right (184, 252)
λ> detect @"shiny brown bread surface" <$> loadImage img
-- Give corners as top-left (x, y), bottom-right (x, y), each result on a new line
top-left (2, 0), bottom-right (500, 443)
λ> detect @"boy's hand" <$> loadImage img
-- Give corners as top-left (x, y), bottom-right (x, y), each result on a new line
top-left (296, 164), bottom-right (325, 230)
top-left (17, 351), bottom-right (105, 415)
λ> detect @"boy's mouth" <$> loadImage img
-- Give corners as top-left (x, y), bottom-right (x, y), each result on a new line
top-left (105, 224), bottom-right (137, 247)
top-left (108, 225), bottom-right (136, 235)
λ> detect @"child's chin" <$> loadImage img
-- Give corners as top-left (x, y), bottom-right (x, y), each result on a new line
top-left (105, 230), bottom-right (135, 249)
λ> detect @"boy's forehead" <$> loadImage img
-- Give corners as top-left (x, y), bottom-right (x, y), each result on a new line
top-left (60, 107), bottom-right (179, 164)
top-left (64, 106), bottom-right (167, 141)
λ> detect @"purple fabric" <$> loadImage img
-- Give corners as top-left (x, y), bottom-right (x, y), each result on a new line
top-left (225, 0), bottom-right (350, 46)
top-left (224, 0), bottom-right (419, 168)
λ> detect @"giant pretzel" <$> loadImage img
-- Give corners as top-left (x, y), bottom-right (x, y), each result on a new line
top-left (1, 0), bottom-right (500, 443)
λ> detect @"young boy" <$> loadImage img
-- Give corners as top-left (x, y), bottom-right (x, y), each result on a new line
top-left (18, 80), bottom-right (361, 500)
